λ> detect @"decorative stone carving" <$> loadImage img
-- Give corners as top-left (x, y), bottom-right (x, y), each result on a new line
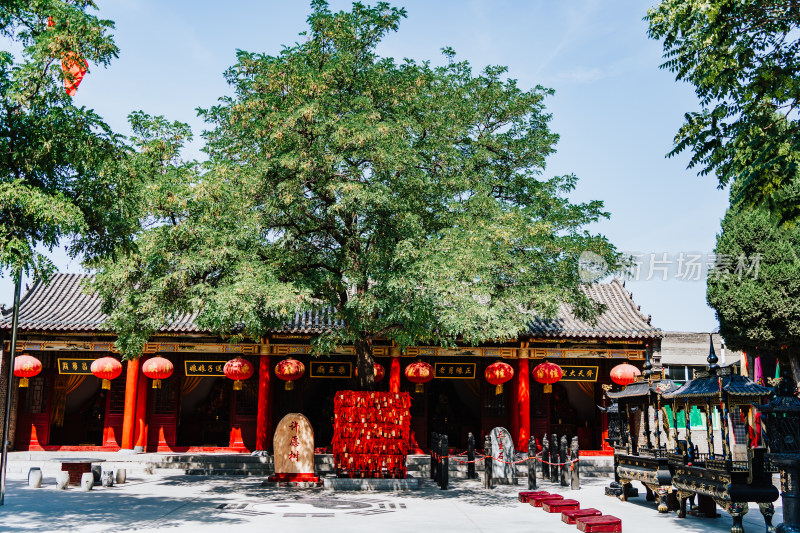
top-left (269, 413), bottom-right (317, 482)
top-left (489, 427), bottom-right (516, 484)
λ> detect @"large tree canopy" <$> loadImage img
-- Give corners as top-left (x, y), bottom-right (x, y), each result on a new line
top-left (707, 195), bottom-right (800, 381)
top-left (0, 0), bottom-right (134, 281)
top-left (647, 0), bottom-right (800, 222)
top-left (93, 1), bottom-right (620, 387)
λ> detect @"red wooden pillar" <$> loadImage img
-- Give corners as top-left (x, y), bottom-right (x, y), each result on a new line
top-left (389, 357), bottom-right (400, 393)
top-left (255, 349), bottom-right (271, 451)
top-left (133, 356), bottom-right (149, 452)
top-left (518, 356), bottom-right (530, 451)
top-left (120, 358), bottom-right (139, 450)
top-left (510, 360), bottom-right (519, 446)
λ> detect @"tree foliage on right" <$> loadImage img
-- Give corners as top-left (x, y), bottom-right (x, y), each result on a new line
top-left (707, 194), bottom-right (800, 382)
top-left (647, 0), bottom-right (800, 222)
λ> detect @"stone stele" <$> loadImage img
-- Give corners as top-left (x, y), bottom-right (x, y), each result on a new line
top-left (273, 413), bottom-right (315, 476)
top-left (490, 426), bottom-right (517, 483)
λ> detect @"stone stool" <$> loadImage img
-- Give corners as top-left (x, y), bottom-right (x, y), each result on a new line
top-left (80, 472), bottom-right (94, 491)
top-left (55, 471), bottom-right (69, 490)
top-left (27, 467), bottom-right (42, 488)
top-left (101, 470), bottom-right (114, 487)
top-left (91, 465), bottom-right (102, 483)
top-left (115, 469), bottom-right (126, 484)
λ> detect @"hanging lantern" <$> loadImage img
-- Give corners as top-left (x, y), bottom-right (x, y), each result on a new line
top-left (142, 356), bottom-right (173, 389)
top-left (224, 357), bottom-right (255, 390)
top-left (90, 357), bottom-right (122, 390)
top-left (610, 363), bottom-right (641, 387)
top-left (533, 361), bottom-right (563, 393)
top-left (405, 361), bottom-right (433, 393)
top-left (275, 358), bottom-right (305, 390)
top-left (354, 362), bottom-right (385, 382)
top-left (485, 360), bottom-right (514, 395)
top-left (14, 355), bottom-right (42, 388)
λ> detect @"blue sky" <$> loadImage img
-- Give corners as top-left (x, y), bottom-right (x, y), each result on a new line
top-left (1, 0), bottom-right (730, 332)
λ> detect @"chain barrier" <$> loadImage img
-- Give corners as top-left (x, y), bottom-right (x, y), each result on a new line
top-left (430, 449), bottom-right (580, 469)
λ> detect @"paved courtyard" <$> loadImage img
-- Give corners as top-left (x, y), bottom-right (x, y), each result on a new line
top-left (0, 471), bottom-right (784, 532)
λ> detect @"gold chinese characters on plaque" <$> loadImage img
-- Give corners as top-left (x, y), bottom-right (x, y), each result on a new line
top-left (184, 361), bottom-right (226, 377)
top-left (310, 362), bottom-right (352, 378)
top-left (434, 363), bottom-right (476, 379)
top-left (57, 358), bottom-right (94, 375)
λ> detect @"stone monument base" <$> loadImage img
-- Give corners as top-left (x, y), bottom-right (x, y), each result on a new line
top-left (323, 475), bottom-right (419, 491)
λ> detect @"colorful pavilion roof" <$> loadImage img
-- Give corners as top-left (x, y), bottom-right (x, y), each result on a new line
top-left (0, 273), bottom-right (661, 340)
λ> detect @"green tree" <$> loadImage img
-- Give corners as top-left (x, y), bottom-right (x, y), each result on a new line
top-left (707, 197), bottom-right (800, 383)
top-left (0, 0), bottom-right (130, 282)
top-left (647, 0), bottom-right (800, 222)
top-left (93, 1), bottom-right (620, 387)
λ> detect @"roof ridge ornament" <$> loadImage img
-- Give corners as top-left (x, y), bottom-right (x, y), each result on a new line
top-left (707, 334), bottom-right (719, 375)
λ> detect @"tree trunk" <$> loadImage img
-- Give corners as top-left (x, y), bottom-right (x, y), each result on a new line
top-left (355, 339), bottom-right (376, 391)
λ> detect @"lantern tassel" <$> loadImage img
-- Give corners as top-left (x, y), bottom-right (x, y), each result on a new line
top-left (285, 381), bottom-right (294, 391)
top-left (544, 383), bottom-right (552, 394)
top-left (233, 380), bottom-right (242, 391)
top-left (152, 379), bottom-right (161, 389)
top-left (102, 379), bottom-right (111, 390)
top-left (495, 384), bottom-right (503, 395)
top-left (415, 383), bottom-right (424, 394)
top-left (19, 377), bottom-right (29, 388)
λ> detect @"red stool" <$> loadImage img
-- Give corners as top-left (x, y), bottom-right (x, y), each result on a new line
top-left (562, 508), bottom-right (602, 524)
top-left (530, 493), bottom-right (563, 507)
top-left (542, 499), bottom-right (580, 513)
top-left (518, 491), bottom-right (550, 503)
top-left (576, 515), bottom-right (622, 532)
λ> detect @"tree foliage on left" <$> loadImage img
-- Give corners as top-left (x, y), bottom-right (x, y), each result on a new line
top-left (0, 0), bottom-right (132, 281)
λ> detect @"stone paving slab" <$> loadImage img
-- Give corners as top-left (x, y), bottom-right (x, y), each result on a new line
top-left (0, 472), bottom-right (784, 532)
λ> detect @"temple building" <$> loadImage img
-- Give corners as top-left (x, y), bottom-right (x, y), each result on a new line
top-left (0, 273), bottom-right (662, 454)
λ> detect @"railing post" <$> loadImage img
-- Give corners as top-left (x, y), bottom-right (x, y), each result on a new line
top-left (550, 433), bottom-right (559, 483)
top-left (467, 432), bottom-right (476, 480)
top-left (541, 434), bottom-right (550, 480)
top-left (570, 436), bottom-right (580, 490)
top-left (430, 432), bottom-right (437, 481)
top-left (440, 434), bottom-right (449, 490)
top-left (484, 434), bottom-right (493, 489)
top-left (560, 435), bottom-right (568, 487)
top-left (528, 436), bottom-right (537, 490)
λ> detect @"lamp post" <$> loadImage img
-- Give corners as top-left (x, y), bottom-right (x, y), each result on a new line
top-left (0, 272), bottom-right (22, 505)
top-left (761, 372), bottom-right (800, 532)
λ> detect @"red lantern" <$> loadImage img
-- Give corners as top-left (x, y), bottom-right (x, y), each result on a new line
top-left (224, 357), bottom-right (255, 390)
top-left (275, 358), bottom-right (305, 390)
top-left (142, 356), bottom-right (173, 389)
top-left (354, 362), bottom-right (385, 382)
top-left (91, 357), bottom-right (122, 390)
top-left (533, 361), bottom-right (563, 393)
top-left (14, 355), bottom-right (42, 388)
top-left (485, 360), bottom-right (514, 395)
top-left (405, 361), bottom-right (433, 393)
top-left (610, 363), bottom-right (641, 387)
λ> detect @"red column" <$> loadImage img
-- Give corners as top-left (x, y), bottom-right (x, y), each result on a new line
top-left (255, 350), bottom-right (271, 451)
top-left (518, 357), bottom-right (530, 451)
top-left (389, 357), bottom-right (401, 393)
top-left (510, 361), bottom-right (519, 445)
top-left (120, 358), bottom-right (139, 450)
top-left (133, 356), bottom-right (149, 451)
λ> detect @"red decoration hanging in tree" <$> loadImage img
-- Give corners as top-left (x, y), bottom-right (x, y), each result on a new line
top-left (485, 360), bottom-right (514, 395)
top-left (224, 357), bottom-right (254, 390)
top-left (610, 363), bottom-right (641, 387)
top-left (275, 358), bottom-right (305, 390)
top-left (90, 357), bottom-right (122, 390)
top-left (355, 362), bottom-right (385, 382)
top-left (14, 355), bottom-right (42, 388)
top-left (404, 361), bottom-right (433, 393)
top-left (142, 356), bottom-right (173, 389)
top-left (532, 361), bottom-right (563, 393)
top-left (47, 16), bottom-right (88, 96)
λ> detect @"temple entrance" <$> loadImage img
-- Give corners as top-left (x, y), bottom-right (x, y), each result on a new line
top-left (48, 375), bottom-right (104, 446)
top-left (303, 380), bottom-right (340, 449)
top-left (427, 377), bottom-right (480, 449)
top-left (177, 377), bottom-right (231, 447)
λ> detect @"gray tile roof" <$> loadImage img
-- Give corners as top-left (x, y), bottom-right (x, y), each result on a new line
top-left (0, 274), bottom-right (661, 339)
top-left (526, 279), bottom-right (662, 339)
